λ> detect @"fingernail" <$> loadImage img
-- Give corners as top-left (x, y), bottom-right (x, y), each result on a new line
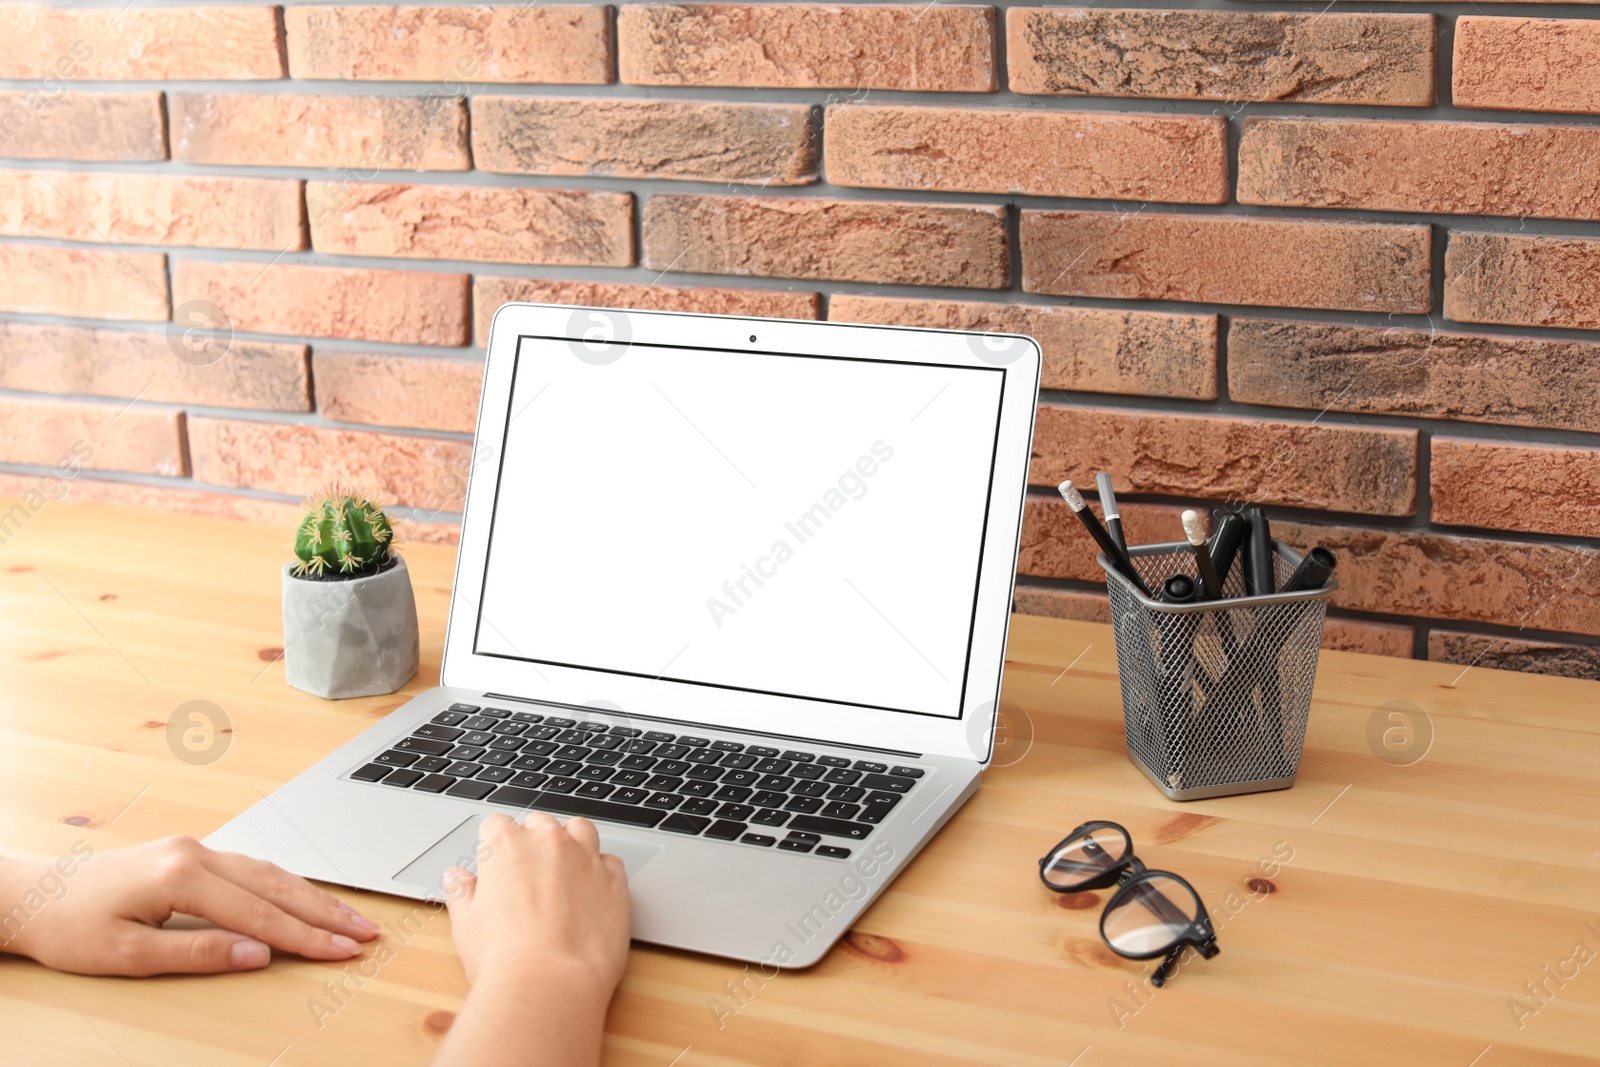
top-left (349, 913), bottom-right (381, 934)
top-left (441, 869), bottom-right (459, 891)
top-left (230, 940), bottom-right (270, 969)
top-left (332, 934), bottom-right (362, 956)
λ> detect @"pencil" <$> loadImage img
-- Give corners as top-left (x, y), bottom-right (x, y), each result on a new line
top-left (1095, 472), bottom-right (1127, 558)
top-left (1058, 480), bottom-right (1153, 598)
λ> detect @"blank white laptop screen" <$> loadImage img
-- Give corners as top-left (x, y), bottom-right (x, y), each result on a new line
top-left (472, 336), bottom-right (1006, 720)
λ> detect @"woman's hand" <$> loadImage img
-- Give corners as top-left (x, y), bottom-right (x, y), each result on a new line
top-left (0, 835), bottom-right (379, 976)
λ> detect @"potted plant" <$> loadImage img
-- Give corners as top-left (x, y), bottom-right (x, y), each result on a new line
top-left (281, 487), bottom-right (419, 699)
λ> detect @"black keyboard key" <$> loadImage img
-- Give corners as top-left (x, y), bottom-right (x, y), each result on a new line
top-left (792, 780), bottom-right (828, 798)
top-left (747, 746), bottom-right (779, 757)
top-left (479, 750), bottom-right (516, 767)
top-left (781, 750), bottom-right (815, 762)
top-left (644, 792), bottom-right (682, 810)
top-left (486, 787), bottom-right (667, 829)
top-left (413, 774), bottom-right (455, 793)
top-left (787, 814), bottom-right (874, 840)
top-left (680, 797), bottom-right (718, 816)
top-left (718, 752), bottom-right (758, 769)
top-left (741, 833), bottom-right (776, 846)
top-left (459, 731), bottom-right (495, 746)
top-left (460, 716), bottom-right (496, 731)
top-left (656, 759), bottom-right (691, 776)
top-left (512, 755), bottom-right (551, 773)
top-left (578, 721), bottom-right (608, 733)
top-left (446, 779), bottom-right (496, 801)
top-left (750, 790), bottom-right (786, 808)
top-left (478, 766), bottom-right (514, 783)
top-left (625, 738), bottom-right (657, 755)
top-left (526, 726), bottom-right (560, 741)
top-left (576, 765), bottom-right (613, 781)
top-left (445, 761), bottom-right (483, 777)
top-left (822, 801), bottom-right (861, 820)
top-left (612, 770), bottom-right (649, 787)
top-left (777, 837), bottom-right (815, 853)
top-left (431, 711), bottom-right (467, 726)
top-left (382, 768), bottom-right (424, 788)
top-left (816, 845), bottom-right (852, 859)
top-left (828, 785), bottom-right (865, 802)
top-left (585, 749), bottom-right (625, 766)
top-left (396, 737), bottom-right (454, 756)
top-left (686, 765), bottom-right (723, 782)
top-left (754, 758), bottom-right (793, 775)
top-left (687, 749), bottom-right (721, 765)
top-left (723, 770), bottom-right (760, 787)
top-left (790, 763), bottom-right (826, 781)
top-left (643, 730), bottom-right (676, 742)
top-left (661, 812), bottom-right (710, 835)
top-left (351, 763), bottom-right (390, 782)
top-left (489, 736), bottom-right (525, 752)
top-left (451, 746), bottom-right (487, 762)
top-left (679, 780), bottom-right (717, 797)
top-left (644, 774), bottom-right (683, 792)
top-left (555, 744), bottom-right (588, 760)
top-left (853, 760), bottom-right (887, 773)
top-left (864, 790), bottom-right (902, 810)
top-left (716, 802), bottom-right (755, 820)
top-left (784, 795), bottom-right (823, 813)
top-left (755, 774), bottom-right (793, 792)
top-left (715, 785), bottom-right (753, 802)
top-left (447, 703), bottom-right (480, 713)
top-left (545, 717), bottom-right (576, 728)
top-left (588, 734), bottom-right (625, 750)
top-left (817, 755), bottom-right (851, 768)
top-left (512, 772), bottom-right (550, 789)
top-left (523, 741), bottom-right (559, 756)
top-left (824, 768), bottom-right (862, 785)
top-left (860, 773), bottom-right (915, 794)
top-left (711, 740), bottom-right (744, 752)
top-left (705, 819), bottom-right (747, 840)
top-left (613, 787), bottom-right (649, 805)
top-left (785, 830), bottom-right (821, 844)
top-left (620, 755), bottom-right (657, 771)
top-left (679, 736), bottom-right (710, 747)
top-left (751, 809), bottom-right (789, 826)
top-left (415, 756), bottom-right (450, 773)
top-left (609, 725), bottom-right (642, 737)
top-left (655, 744), bottom-right (689, 760)
top-left (376, 750), bottom-right (419, 767)
top-left (491, 721), bottom-right (529, 736)
top-left (511, 711), bottom-right (544, 723)
top-left (546, 759), bottom-right (581, 775)
top-left (545, 777), bottom-right (581, 793)
top-left (576, 782), bottom-right (615, 800)
top-left (556, 731), bottom-right (589, 745)
top-left (415, 724), bottom-right (464, 742)
top-left (478, 707), bottom-right (511, 719)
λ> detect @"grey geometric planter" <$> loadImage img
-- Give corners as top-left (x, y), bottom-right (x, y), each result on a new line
top-left (281, 555), bottom-right (420, 700)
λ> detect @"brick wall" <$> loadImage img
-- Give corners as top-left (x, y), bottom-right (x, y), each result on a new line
top-left (2, 1), bottom-right (1599, 680)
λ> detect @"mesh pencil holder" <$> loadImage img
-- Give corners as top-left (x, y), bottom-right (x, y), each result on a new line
top-left (1099, 540), bottom-right (1337, 801)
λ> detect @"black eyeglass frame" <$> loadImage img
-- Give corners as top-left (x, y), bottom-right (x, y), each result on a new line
top-left (1037, 820), bottom-right (1220, 987)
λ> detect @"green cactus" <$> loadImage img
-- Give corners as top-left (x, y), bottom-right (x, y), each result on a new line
top-left (290, 488), bottom-right (395, 579)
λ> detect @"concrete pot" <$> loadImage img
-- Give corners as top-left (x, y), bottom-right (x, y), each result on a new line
top-left (282, 555), bottom-right (419, 699)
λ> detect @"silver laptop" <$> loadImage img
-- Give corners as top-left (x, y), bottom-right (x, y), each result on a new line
top-left (206, 303), bottom-right (1041, 968)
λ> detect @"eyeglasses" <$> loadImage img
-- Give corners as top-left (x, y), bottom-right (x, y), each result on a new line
top-left (1037, 820), bottom-right (1219, 987)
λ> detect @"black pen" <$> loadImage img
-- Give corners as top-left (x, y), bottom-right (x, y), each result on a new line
top-left (1058, 480), bottom-right (1153, 598)
top-left (1282, 547), bottom-right (1338, 593)
top-left (1208, 510), bottom-right (1248, 589)
top-left (1182, 510), bottom-right (1225, 600)
top-left (1095, 472), bottom-right (1127, 559)
top-left (1244, 506), bottom-right (1275, 596)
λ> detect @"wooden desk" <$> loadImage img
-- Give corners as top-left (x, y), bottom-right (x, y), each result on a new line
top-left (1, 499), bottom-right (1596, 1066)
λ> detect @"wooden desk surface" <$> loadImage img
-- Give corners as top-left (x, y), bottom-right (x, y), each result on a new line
top-left (1, 499), bottom-right (1596, 1067)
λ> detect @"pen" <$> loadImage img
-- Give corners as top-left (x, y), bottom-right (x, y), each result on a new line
top-left (1282, 547), bottom-right (1338, 593)
top-left (1208, 511), bottom-right (1248, 590)
top-left (1243, 507), bottom-right (1275, 597)
top-left (1182, 510), bottom-right (1225, 600)
top-left (1095, 472), bottom-right (1127, 558)
top-left (1058, 480), bottom-right (1153, 598)
top-left (1161, 574), bottom-right (1197, 603)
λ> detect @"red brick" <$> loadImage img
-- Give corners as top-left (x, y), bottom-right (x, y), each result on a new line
top-left (0, 244), bottom-right (167, 322)
top-left (644, 194), bottom-right (1008, 289)
top-left (1008, 8), bottom-right (1434, 106)
top-left (1431, 439), bottom-right (1600, 537)
top-left (1022, 210), bottom-right (1431, 313)
top-left (173, 261), bottom-right (469, 346)
top-left (825, 105), bottom-right (1226, 204)
top-left (1012, 586), bottom-right (1111, 625)
top-left (1239, 117), bottom-right (1600, 221)
top-left (1445, 232), bottom-right (1600, 331)
top-left (285, 5), bottom-right (612, 84)
top-left (473, 277), bottom-right (821, 345)
top-left (0, 91), bottom-right (166, 161)
top-left (1455, 17), bottom-right (1600, 115)
top-left (473, 97), bottom-right (815, 184)
top-left (618, 4), bottom-right (996, 91)
top-left (827, 295), bottom-right (1216, 400)
top-left (0, 5), bottom-right (283, 80)
top-left (0, 323), bottom-right (309, 412)
top-left (188, 417), bottom-right (474, 513)
top-left (308, 182), bottom-right (633, 267)
top-left (1022, 498), bottom-right (1600, 638)
top-left (314, 352), bottom-right (482, 434)
top-left (1031, 405), bottom-right (1417, 515)
top-left (0, 395), bottom-right (184, 477)
top-left (170, 93), bottom-right (470, 171)
top-left (1321, 617), bottom-right (1415, 658)
top-left (1428, 630), bottom-right (1600, 682)
top-left (0, 170), bottom-right (304, 252)
top-left (1227, 318), bottom-right (1600, 435)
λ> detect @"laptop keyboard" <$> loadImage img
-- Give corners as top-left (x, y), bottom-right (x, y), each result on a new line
top-left (347, 703), bottom-right (927, 859)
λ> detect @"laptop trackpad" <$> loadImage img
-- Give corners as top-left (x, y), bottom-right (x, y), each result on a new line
top-left (393, 814), bottom-right (664, 894)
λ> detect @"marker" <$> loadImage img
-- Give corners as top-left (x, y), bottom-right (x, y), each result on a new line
top-left (1161, 574), bottom-right (1197, 603)
top-left (1243, 507), bottom-right (1275, 597)
top-left (1059, 480), bottom-right (1153, 598)
top-left (1095, 472), bottom-right (1127, 558)
top-left (1281, 547), bottom-right (1337, 593)
top-left (1181, 510), bottom-right (1224, 601)
top-left (1207, 511), bottom-right (1248, 589)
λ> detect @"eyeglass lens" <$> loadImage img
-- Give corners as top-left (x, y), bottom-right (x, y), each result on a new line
top-left (1041, 824), bottom-right (1131, 890)
top-left (1103, 872), bottom-right (1201, 956)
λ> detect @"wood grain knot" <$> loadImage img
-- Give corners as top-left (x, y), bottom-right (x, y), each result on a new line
top-left (6, 565), bottom-right (32, 572)
top-left (1246, 877), bottom-right (1277, 895)
top-left (1154, 813), bottom-right (1218, 844)
top-left (143, 720), bottom-right (165, 729)
top-left (61, 815), bottom-right (93, 827)
top-left (98, 593), bottom-right (117, 601)
top-left (1066, 939), bottom-right (1124, 970)
top-left (843, 931), bottom-right (904, 963)
top-left (423, 1010), bottom-right (455, 1036)
top-left (22, 650), bottom-right (68, 662)
top-left (257, 647), bottom-right (283, 662)
top-left (1055, 891), bottom-right (1101, 911)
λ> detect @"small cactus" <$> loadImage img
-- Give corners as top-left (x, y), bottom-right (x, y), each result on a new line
top-left (290, 487), bottom-right (395, 579)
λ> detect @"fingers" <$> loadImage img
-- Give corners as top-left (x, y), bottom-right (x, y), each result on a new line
top-left (109, 927), bottom-right (273, 977)
top-left (442, 866), bottom-right (477, 907)
top-left (169, 868), bottom-right (364, 962)
top-left (199, 849), bottom-right (380, 942)
top-left (562, 815), bottom-right (602, 854)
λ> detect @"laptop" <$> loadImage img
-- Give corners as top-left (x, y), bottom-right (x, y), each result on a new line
top-left (205, 303), bottom-right (1041, 968)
